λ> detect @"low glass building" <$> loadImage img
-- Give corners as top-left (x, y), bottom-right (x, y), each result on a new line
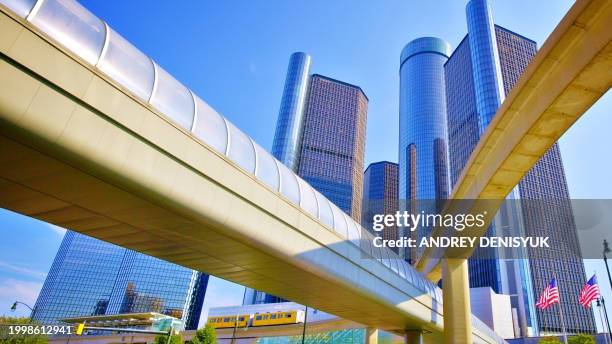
top-left (33, 232), bottom-right (208, 330)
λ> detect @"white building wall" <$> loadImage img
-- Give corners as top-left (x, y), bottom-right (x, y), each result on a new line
top-left (470, 287), bottom-right (515, 339)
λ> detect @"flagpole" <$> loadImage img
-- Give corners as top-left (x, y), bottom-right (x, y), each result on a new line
top-left (598, 298), bottom-right (611, 344)
top-left (593, 271), bottom-right (612, 344)
top-left (554, 273), bottom-right (568, 344)
top-left (603, 297), bottom-right (612, 344)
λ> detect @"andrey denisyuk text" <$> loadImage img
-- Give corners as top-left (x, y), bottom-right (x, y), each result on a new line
top-left (369, 211), bottom-right (550, 249)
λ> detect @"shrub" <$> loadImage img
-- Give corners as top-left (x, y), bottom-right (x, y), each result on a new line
top-left (191, 324), bottom-right (216, 344)
top-left (568, 334), bottom-right (596, 344)
top-left (538, 337), bottom-right (562, 344)
top-left (153, 334), bottom-right (183, 344)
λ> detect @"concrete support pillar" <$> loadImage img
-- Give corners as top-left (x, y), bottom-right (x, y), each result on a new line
top-left (365, 328), bottom-right (378, 344)
top-left (404, 331), bottom-right (423, 344)
top-left (442, 258), bottom-right (473, 344)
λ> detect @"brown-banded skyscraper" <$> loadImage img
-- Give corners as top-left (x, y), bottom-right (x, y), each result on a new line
top-left (244, 57), bottom-right (368, 306)
top-left (443, 0), bottom-right (596, 336)
top-left (297, 74), bottom-right (368, 224)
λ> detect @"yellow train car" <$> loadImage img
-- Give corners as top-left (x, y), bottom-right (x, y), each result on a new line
top-left (251, 310), bottom-right (305, 327)
top-left (207, 314), bottom-right (250, 329)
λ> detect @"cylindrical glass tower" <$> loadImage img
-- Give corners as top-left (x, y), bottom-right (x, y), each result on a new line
top-left (271, 52), bottom-right (312, 171)
top-left (466, 0), bottom-right (538, 335)
top-left (245, 52), bottom-right (311, 306)
top-left (398, 37), bottom-right (451, 262)
top-left (466, 0), bottom-right (505, 133)
top-left (399, 37), bottom-right (451, 202)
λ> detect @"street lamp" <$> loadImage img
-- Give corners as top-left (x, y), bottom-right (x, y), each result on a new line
top-left (597, 296), bottom-right (612, 338)
top-left (301, 306), bottom-right (308, 344)
top-left (604, 240), bottom-right (612, 291)
top-left (10, 301), bottom-right (35, 319)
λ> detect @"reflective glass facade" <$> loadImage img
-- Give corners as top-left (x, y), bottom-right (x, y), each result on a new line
top-left (272, 52), bottom-right (312, 170)
top-left (106, 250), bottom-right (208, 330)
top-left (398, 37), bottom-right (451, 202)
top-left (254, 329), bottom-right (365, 344)
top-left (243, 289), bottom-right (286, 305)
top-left (445, 36), bottom-right (478, 188)
top-left (33, 232), bottom-right (208, 330)
top-left (362, 161), bottom-right (399, 252)
top-left (298, 74), bottom-right (368, 223)
top-left (33, 232), bottom-right (126, 323)
top-left (398, 37), bottom-right (451, 261)
top-left (466, 0), bottom-right (506, 134)
top-left (251, 328), bottom-right (404, 344)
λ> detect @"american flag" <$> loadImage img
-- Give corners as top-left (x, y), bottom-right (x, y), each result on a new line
top-left (536, 278), bottom-right (560, 310)
top-left (579, 275), bottom-right (600, 308)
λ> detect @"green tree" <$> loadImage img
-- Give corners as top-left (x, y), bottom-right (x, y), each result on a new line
top-left (568, 334), bottom-right (596, 344)
top-left (538, 337), bottom-right (562, 344)
top-left (153, 334), bottom-right (183, 344)
top-left (0, 316), bottom-right (48, 344)
top-left (190, 324), bottom-right (216, 344)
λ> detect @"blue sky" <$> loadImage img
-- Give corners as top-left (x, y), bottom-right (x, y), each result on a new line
top-left (1, 0), bottom-right (611, 332)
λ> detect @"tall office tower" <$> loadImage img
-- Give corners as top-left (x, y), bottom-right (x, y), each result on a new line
top-left (271, 52), bottom-right (312, 171)
top-left (297, 74), bottom-right (368, 223)
top-left (443, 0), bottom-right (596, 335)
top-left (245, 56), bottom-right (368, 306)
top-left (398, 37), bottom-right (451, 263)
top-left (271, 57), bottom-right (368, 225)
top-left (445, 21), bottom-right (539, 337)
top-left (245, 53), bottom-right (312, 306)
top-left (33, 232), bottom-right (208, 330)
top-left (362, 161), bottom-right (399, 251)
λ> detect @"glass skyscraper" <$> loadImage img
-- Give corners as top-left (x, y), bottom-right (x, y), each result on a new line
top-left (297, 74), bottom-right (368, 223)
top-left (362, 161), bottom-right (399, 252)
top-left (443, 0), bottom-right (596, 335)
top-left (245, 55), bottom-right (368, 306)
top-left (245, 52), bottom-right (312, 306)
top-left (465, 0), bottom-right (506, 134)
top-left (399, 37), bottom-right (451, 202)
top-left (33, 231), bottom-right (208, 330)
top-left (398, 37), bottom-right (451, 263)
top-left (33, 232), bottom-right (126, 321)
top-left (445, 21), bottom-right (539, 338)
top-left (271, 52), bottom-right (312, 171)
top-left (271, 56), bottom-right (368, 223)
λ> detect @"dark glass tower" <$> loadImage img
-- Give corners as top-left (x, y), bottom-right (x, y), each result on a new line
top-left (33, 232), bottom-right (208, 330)
top-left (443, 0), bottom-right (596, 335)
top-left (362, 161), bottom-right (399, 252)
